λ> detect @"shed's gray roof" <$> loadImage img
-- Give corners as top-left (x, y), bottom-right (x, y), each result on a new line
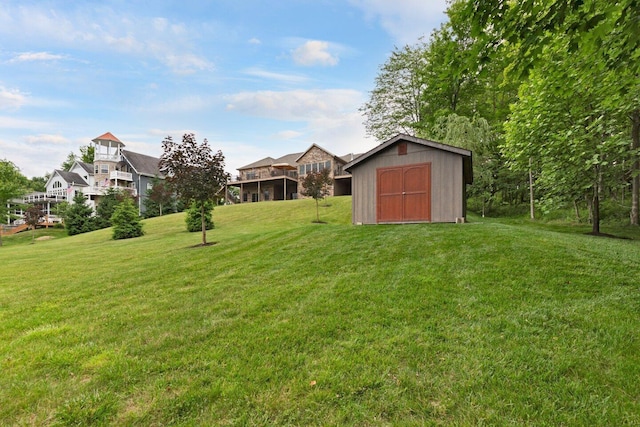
top-left (122, 150), bottom-right (162, 177)
top-left (344, 134), bottom-right (473, 184)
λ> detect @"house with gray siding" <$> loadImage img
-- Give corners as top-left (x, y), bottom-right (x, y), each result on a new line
top-left (17, 132), bottom-right (163, 223)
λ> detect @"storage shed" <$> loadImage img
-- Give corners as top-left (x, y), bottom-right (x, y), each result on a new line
top-left (344, 134), bottom-right (472, 224)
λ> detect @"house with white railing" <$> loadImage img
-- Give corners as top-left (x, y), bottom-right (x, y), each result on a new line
top-left (11, 132), bottom-right (163, 224)
top-left (227, 143), bottom-right (360, 203)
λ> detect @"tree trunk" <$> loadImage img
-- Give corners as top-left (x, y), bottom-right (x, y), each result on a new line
top-left (315, 199), bottom-right (320, 222)
top-left (201, 202), bottom-right (207, 245)
top-left (529, 157), bottom-right (535, 220)
top-left (592, 178), bottom-right (600, 235)
top-left (631, 109), bottom-right (640, 225)
top-left (573, 199), bottom-right (581, 221)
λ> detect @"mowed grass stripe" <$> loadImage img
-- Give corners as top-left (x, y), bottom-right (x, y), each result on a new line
top-left (1, 196), bottom-right (639, 425)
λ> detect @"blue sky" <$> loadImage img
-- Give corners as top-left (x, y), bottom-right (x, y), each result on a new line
top-left (0, 0), bottom-right (448, 178)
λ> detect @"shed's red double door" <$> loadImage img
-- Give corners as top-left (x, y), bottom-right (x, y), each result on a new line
top-left (377, 163), bottom-right (431, 223)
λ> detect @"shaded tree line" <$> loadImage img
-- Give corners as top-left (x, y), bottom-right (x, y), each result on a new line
top-left (361, 0), bottom-right (639, 232)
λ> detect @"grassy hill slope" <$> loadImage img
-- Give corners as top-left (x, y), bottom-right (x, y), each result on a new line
top-left (1, 197), bottom-right (639, 425)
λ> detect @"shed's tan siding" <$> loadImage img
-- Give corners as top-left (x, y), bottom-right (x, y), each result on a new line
top-left (351, 142), bottom-right (465, 224)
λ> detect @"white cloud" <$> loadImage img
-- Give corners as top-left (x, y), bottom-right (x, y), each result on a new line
top-left (349, 0), bottom-right (448, 44)
top-left (274, 130), bottom-right (304, 140)
top-left (143, 95), bottom-right (215, 114)
top-left (225, 89), bottom-right (363, 121)
top-left (24, 134), bottom-right (70, 146)
top-left (224, 88), bottom-right (375, 163)
top-left (243, 68), bottom-right (309, 84)
top-left (10, 51), bottom-right (66, 62)
top-left (0, 4), bottom-right (214, 75)
top-left (162, 53), bottom-right (214, 75)
top-left (0, 86), bottom-right (28, 110)
top-left (292, 40), bottom-right (339, 66)
top-left (0, 116), bottom-right (50, 129)
top-left (248, 37), bottom-right (262, 45)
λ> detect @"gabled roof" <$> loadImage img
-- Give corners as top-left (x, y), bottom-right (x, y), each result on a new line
top-left (92, 132), bottom-right (122, 143)
top-left (339, 153), bottom-right (362, 163)
top-left (295, 143), bottom-right (343, 163)
top-left (344, 134), bottom-right (473, 184)
top-left (121, 150), bottom-right (162, 177)
top-left (272, 152), bottom-right (304, 168)
top-left (238, 156), bottom-right (276, 170)
top-left (47, 170), bottom-right (89, 187)
top-left (73, 161), bottom-right (94, 175)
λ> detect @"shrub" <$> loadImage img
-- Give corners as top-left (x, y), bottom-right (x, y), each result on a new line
top-left (111, 198), bottom-right (143, 240)
top-left (185, 201), bottom-right (214, 232)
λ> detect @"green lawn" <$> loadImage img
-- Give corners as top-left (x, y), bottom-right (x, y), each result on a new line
top-left (1, 197), bottom-right (639, 425)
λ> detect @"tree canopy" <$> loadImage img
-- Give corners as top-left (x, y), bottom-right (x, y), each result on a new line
top-left (360, 0), bottom-right (638, 229)
top-left (0, 160), bottom-right (28, 246)
top-left (300, 168), bottom-right (333, 223)
top-left (159, 133), bottom-right (229, 245)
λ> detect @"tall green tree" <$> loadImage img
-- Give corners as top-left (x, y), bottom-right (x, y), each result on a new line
top-left (27, 176), bottom-right (47, 192)
top-left (64, 192), bottom-right (96, 236)
top-left (360, 41), bottom-right (429, 141)
top-left (61, 145), bottom-right (95, 170)
top-left (464, 0), bottom-right (640, 224)
top-left (159, 133), bottom-right (229, 245)
top-left (0, 160), bottom-right (28, 246)
top-left (79, 145), bottom-right (95, 163)
top-left (429, 114), bottom-right (503, 216)
top-left (504, 38), bottom-right (628, 234)
top-left (143, 178), bottom-right (174, 217)
top-left (95, 188), bottom-right (131, 229)
top-left (111, 197), bottom-right (143, 240)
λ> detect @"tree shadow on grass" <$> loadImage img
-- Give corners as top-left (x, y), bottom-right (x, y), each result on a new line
top-left (586, 232), bottom-right (631, 240)
top-left (188, 242), bottom-right (218, 248)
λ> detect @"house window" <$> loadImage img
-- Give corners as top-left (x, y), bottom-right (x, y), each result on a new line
top-left (325, 160), bottom-right (331, 170)
top-left (299, 165), bottom-right (305, 175)
top-left (53, 181), bottom-right (62, 188)
top-left (398, 142), bottom-right (407, 155)
top-left (251, 193), bottom-right (259, 202)
top-left (305, 164), bottom-right (312, 174)
top-left (243, 193), bottom-right (248, 202)
top-left (94, 164), bottom-right (99, 174)
top-left (264, 191), bottom-right (270, 201)
top-left (100, 164), bottom-right (109, 174)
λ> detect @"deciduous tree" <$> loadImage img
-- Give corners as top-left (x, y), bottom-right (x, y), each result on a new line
top-left (144, 178), bottom-right (174, 217)
top-left (23, 205), bottom-right (44, 242)
top-left (360, 42), bottom-right (429, 141)
top-left (159, 133), bottom-right (229, 245)
top-left (0, 160), bottom-right (28, 246)
top-left (300, 168), bottom-right (333, 223)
